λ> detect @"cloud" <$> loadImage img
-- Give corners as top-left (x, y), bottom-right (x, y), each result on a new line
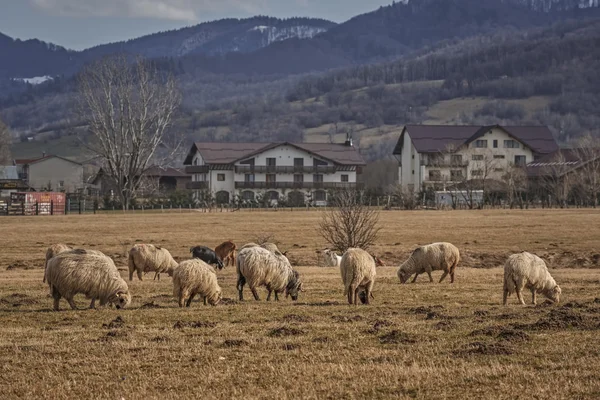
top-left (30, 0), bottom-right (279, 21)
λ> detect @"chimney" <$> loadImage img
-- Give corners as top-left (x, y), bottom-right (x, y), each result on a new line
top-left (344, 133), bottom-right (353, 147)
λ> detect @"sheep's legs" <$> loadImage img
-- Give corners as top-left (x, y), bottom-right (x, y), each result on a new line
top-left (137, 270), bottom-right (143, 281)
top-left (503, 287), bottom-right (509, 306)
top-left (531, 289), bottom-right (537, 305)
top-left (515, 289), bottom-right (526, 305)
top-left (274, 292), bottom-right (279, 301)
top-left (439, 271), bottom-right (448, 283)
top-left (411, 273), bottom-right (420, 283)
top-left (426, 271), bottom-right (433, 282)
top-left (153, 272), bottom-right (160, 281)
top-left (266, 288), bottom-right (272, 301)
top-left (67, 298), bottom-right (78, 310)
top-left (250, 286), bottom-right (260, 301)
top-left (364, 285), bottom-right (372, 305)
top-left (450, 271), bottom-right (455, 283)
top-left (89, 298), bottom-right (96, 309)
top-left (186, 293), bottom-right (196, 307)
top-left (203, 296), bottom-right (207, 306)
top-left (347, 285), bottom-right (356, 305)
top-left (237, 276), bottom-right (246, 301)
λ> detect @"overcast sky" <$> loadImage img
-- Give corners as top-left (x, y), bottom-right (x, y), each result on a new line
top-left (1, 0), bottom-right (393, 50)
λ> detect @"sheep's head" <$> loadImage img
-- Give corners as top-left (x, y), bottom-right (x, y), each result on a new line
top-left (323, 249), bottom-right (340, 267)
top-left (207, 289), bottom-right (222, 306)
top-left (285, 271), bottom-right (303, 301)
top-left (397, 267), bottom-right (411, 284)
top-left (111, 291), bottom-right (132, 309)
top-left (216, 257), bottom-right (224, 270)
top-left (549, 285), bottom-right (561, 303)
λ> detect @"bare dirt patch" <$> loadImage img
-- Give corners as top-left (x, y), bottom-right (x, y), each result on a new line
top-left (173, 320), bottom-right (217, 329)
top-left (456, 341), bottom-right (514, 356)
top-left (379, 330), bottom-right (418, 344)
top-left (268, 326), bottom-right (304, 337)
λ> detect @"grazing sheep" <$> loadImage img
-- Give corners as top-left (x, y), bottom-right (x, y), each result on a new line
top-left (323, 249), bottom-right (342, 267)
top-left (43, 244), bottom-right (72, 283)
top-left (340, 248), bottom-right (376, 305)
top-left (503, 252), bottom-right (561, 306)
top-left (215, 240), bottom-right (237, 268)
top-left (128, 244), bottom-right (178, 281)
top-left (45, 250), bottom-right (131, 311)
top-left (236, 246), bottom-right (303, 301)
top-left (261, 242), bottom-right (286, 255)
top-left (190, 245), bottom-right (224, 269)
top-left (172, 259), bottom-right (222, 307)
top-left (239, 242), bottom-right (260, 250)
top-left (397, 242), bottom-right (460, 284)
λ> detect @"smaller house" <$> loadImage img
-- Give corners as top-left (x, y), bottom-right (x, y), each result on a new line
top-left (0, 166), bottom-right (29, 198)
top-left (14, 154), bottom-right (84, 193)
top-left (92, 166), bottom-right (190, 197)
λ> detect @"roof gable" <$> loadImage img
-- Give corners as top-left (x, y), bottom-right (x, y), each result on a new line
top-left (14, 155), bottom-right (82, 166)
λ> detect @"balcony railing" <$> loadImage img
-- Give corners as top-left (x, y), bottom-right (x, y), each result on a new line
top-left (234, 165), bottom-right (337, 174)
top-left (234, 182), bottom-right (361, 190)
top-left (185, 165), bottom-right (210, 174)
top-left (421, 160), bottom-right (469, 168)
top-left (186, 181), bottom-right (208, 190)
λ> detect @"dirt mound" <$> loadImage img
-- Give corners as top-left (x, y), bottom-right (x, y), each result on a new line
top-left (151, 336), bottom-right (169, 343)
top-left (434, 321), bottom-right (453, 331)
top-left (0, 293), bottom-right (38, 307)
top-left (409, 305), bottom-right (444, 315)
top-left (332, 315), bottom-right (363, 323)
top-left (456, 341), bottom-right (514, 356)
top-left (219, 297), bottom-right (238, 305)
top-left (268, 326), bottom-right (304, 337)
top-left (282, 343), bottom-right (301, 351)
top-left (6, 260), bottom-right (36, 270)
top-left (514, 306), bottom-right (600, 331)
top-left (281, 314), bottom-right (313, 323)
top-left (139, 301), bottom-right (162, 309)
top-left (221, 339), bottom-right (249, 348)
top-left (379, 330), bottom-right (418, 344)
top-left (173, 320), bottom-right (217, 329)
top-left (497, 329), bottom-right (530, 342)
top-left (312, 336), bottom-right (332, 343)
top-left (102, 316), bottom-right (125, 329)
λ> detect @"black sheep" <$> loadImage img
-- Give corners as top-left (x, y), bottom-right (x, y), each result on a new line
top-left (189, 246), bottom-right (224, 270)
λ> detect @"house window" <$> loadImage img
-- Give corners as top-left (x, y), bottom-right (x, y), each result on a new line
top-left (314, 190), bottom-right (326, 201)
top-left (514, 155), bottom-right (527, 167)
top-left (294, 174), bottom-right (303, 183)
top-left (244, 174), bottom-right (255, 182)
top-left (450, 170), bottom-right (463, 180)
top-left (242, 191), bottom-right (255, 201)
top-left (493, 140), bottom-right (498, 148)
top-left (217, 174), bottom-right (225, 181)
top-left (266, 174), bottom-right (276, 183)
top-left (193, 158), bottom-right (199, 166)
top-left (428, 170), bottom-right (441, 181)
top-left (269, 191), bottom-right (279, 200)
top-left (504, 140), bottom-right (519, 149)
top-left (450, 155), bottom-right (462, 165)
top-left (313, 174), bottom-right (324, 183)
top-left (472, 155), bottom-right (484, 161)
top-left (58, 180), bottom-right (64, 188)
top-left (472, 169), bottom-right (483, 177)
top-left (473, 140), bottom-right (487, 148)
top-left (266, 157), bottom-right (276, 172)
top-left (494, 155), bottom-right (505, 159)
top-left (341, 174), bottom-right (349, 182)
top-left (294, 158), bottom-right (304, 168)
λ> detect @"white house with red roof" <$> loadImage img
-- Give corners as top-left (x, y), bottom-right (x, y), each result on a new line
top-left (183, 138), bottom-right (365, 206)
top-left (392, 125), bottom-right (559, 192)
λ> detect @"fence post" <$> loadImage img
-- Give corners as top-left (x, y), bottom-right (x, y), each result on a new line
top-left (22, 201), bottom-right (25, 216)
top-left (161, 204), bottom-right (164, 212)
top-left (50, 200), bottom-right (54, 216)
top-left (83, 199), bottom-right (86, 214)
top-left (67, 198), bottom-right (70, 214)
top-left (35, 202), bottom-right (39, 216)
top-left (79, 201), bottom-right (82, 215)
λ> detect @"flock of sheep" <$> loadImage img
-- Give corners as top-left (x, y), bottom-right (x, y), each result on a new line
top-left (41, 239), bottom-right (562, 311)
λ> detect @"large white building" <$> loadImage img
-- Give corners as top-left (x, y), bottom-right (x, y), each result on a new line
top-left (183, 140), bottom-right (365, 206)
top-left (392, 124), bottom-right (559, 192)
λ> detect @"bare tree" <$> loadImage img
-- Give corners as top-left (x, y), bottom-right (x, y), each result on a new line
top-left (541, 151), bottom-right (573, 208)
top-left (502, 164), bottom-right (528, 209)
top-left (319, 190), bottom-right (381, 252)
top-left (574, 134), bottom-right (600, 207)
top-left (78, 55), bottom-right (181, 209)
top-left (0, 118), bottom-right (12, 165)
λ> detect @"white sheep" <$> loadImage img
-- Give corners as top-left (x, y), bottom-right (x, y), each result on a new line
top-left (45, 249), bottom-right (131, 311)
top-left (503, 251), bottom-right (561, 306)
top-left (397, 242), bottom-right (460, 284)
top-left (128, 244), bottom-right (179, 281)
top-left (323, 249), bottom-right (342, 267)
top-left (340, 248), bottom-right (376, 305)
top-left (172, 259), bottom-right (222, 307)
top-left (43, 243), bottom-right (72, 283)
top-left (236, 246), bottom-right (303, 301)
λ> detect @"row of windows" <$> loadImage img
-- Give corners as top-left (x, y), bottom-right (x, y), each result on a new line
top-left (242, 174), bottom-right (349, 183)
top-left (471, 154), bottom-right (527, 166)
top-left (473, 139), bottom-right (520, 149)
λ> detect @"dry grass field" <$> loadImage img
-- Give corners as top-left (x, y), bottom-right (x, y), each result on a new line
top-left (1, 209), bottom-right (600, 399)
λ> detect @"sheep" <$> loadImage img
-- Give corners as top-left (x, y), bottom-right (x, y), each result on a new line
top-left (503, 252), bottom-right (561, 306)
top-left (43, 243), bottom-right (72, 283)
top-left (190, 245), bottom-right (224, 269)
top-left (45, 250), bottom-right (131, 311)
top-left (236, 246), bottom-right (303, 302)
top-left (397, 242), bottom-right (460, 284)
top-left (128, 244), bottom-right (178, 281)
top-left (172, 258), bottom-right (222, 307)
top-left (340, 248), bottom-right (376, 305)
top-left (324, 248), bottom-right (385, 268)
top-left (239, 242), bottom-right (260, 250)
top-left (215, 240), bottom-right (237, 268)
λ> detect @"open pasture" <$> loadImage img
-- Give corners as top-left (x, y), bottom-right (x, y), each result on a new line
top-left (1, 209), bottom-right (600, 399)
